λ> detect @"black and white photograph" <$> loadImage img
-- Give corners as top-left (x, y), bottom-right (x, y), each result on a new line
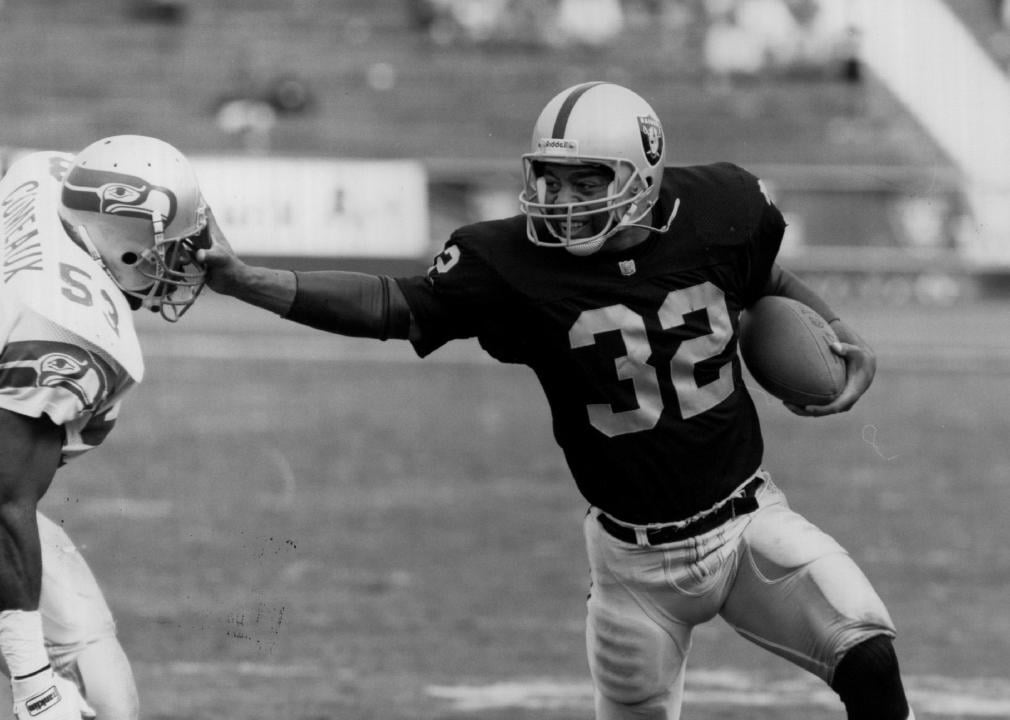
top-left (0, 1), bottom-right (1007, 718)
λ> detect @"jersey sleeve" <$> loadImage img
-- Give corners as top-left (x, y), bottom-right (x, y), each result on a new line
top-left (395, 229), bottom-right (513, 357)
top-left (63, 398), bottom-right (121, 462)
top-left (0, 326), bottom-right (132, 463)
top-left (0, 337), bottom-right (119, 423)
top-left (741, 191), bottom-right (787, 305)
top-left (0, 295), bottom-right (136, 463)
top-left (713, 163), bottom-right (787, 305)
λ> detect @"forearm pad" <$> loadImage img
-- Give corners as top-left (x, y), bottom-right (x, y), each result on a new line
top-left (284, 271), bottom-right (411, 340)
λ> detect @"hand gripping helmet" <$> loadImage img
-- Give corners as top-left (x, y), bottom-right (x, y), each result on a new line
top-left (58, 135), bottom-right (208, 321)
top-left (518, 82), bottom-right (666, 256)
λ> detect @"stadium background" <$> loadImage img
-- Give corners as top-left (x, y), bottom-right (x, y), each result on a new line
top-left (2, 1), bottom-right (1009, 718)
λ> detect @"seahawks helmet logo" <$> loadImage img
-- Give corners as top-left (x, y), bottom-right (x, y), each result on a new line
top-left (61, 166), bottom-right (178, 225)
top-left (637, 115), bottom-right (663, 166)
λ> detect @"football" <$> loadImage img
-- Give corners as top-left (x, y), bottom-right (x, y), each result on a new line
top-left (738, 296), bottom-right (846, 406)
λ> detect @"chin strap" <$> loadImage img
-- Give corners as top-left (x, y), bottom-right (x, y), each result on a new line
top-left (74, 226), bottom-right (111, 274)
top-left (145, 213), bottom-right (167, 313)
top-left (619, 197), bottom-right (680, 234)
top-left (151, 212), bottom-right (165, 245)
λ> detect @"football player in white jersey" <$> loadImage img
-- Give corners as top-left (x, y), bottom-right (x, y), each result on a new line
top-left (0, 136), bottom-right (209, 719)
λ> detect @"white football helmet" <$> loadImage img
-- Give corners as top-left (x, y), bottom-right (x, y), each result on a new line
top-left (518, 82), bottom-right (666, 256)
top-left (58, 135), bottom-right (208, 321)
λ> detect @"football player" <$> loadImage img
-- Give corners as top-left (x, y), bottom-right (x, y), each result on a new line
top-left (198, 82), bottom-right (915, 720)
top-left (0, 136), bottom-right (210, 719)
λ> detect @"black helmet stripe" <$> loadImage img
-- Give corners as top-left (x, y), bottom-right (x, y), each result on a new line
top-left (551, 81), bottom-right (608, 138)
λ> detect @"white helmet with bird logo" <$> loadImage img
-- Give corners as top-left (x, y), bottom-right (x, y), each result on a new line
top-left (58, 135), bottom-right (208, 321)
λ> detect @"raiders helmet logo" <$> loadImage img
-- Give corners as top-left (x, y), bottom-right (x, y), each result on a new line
top-left (61, 166), bottom-right (178, 225)
top-left (637, 115), bottom-right (663, 166)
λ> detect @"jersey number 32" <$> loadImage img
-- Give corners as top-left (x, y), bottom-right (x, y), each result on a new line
top-left (569, 281), bottom-right (733, 437)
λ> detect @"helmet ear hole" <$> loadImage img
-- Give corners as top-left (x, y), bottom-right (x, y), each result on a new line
top-left (121, 251), bottom-right (140, 266)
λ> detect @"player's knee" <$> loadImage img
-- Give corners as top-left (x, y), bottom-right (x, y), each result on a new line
top-left (45, 618), bottom-right (118, 677)
top-left (831, 634), bottom-right (911, 720)
top-left (92, 682), bottom-right (139, 720)
top-left (38, 517), bottom-right (118, 670)
top-left (592, 659), bottom-right (670, 707)
top-left (44, 612), bottom-right (119, 699)
top-left (74, 637), bottom-right (140, 720)
top-left (587, 608), bottom-right (675, 706)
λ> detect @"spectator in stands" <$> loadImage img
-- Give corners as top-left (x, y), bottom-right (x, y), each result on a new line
top-left (415, 0), bottom-right (510, 45)
top-left (405, 0), bottom-right (438, 33)
top-left (703, 0), bottom-right (857, 84)
top-left (551, 0), bottom-right (625, 48)
top-left (702, 0), bottom-right (772, 84)
top-left (129, 0), bottom-right (188, 24)
top-left (790, 0), bottom-right (856, 74)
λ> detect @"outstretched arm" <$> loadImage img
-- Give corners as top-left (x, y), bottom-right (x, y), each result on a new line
top-left (197, 210), bottom-right (412, 340)
top-left (195, 210), bottom-right (297, 315)
top-left (760, 264), bottom-right (877, 416)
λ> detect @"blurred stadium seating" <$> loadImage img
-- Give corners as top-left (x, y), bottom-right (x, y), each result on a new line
top-left (0, 0), bottom-right (942, 163)
top-left (1, 0), bottom-right (1006, 300)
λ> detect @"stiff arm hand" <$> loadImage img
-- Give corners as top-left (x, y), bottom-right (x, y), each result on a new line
top-left (195, 210), bottom-right (297, 315)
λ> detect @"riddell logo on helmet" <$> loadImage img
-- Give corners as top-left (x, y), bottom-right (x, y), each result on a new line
top-left (537, 138), bottom-right (579, 156)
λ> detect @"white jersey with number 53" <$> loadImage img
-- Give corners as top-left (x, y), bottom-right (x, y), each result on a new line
top-left (0, 151), bottom-right (144, 462)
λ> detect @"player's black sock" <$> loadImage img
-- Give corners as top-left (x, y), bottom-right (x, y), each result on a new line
top-left (831, 634), bottom-right (910, 720)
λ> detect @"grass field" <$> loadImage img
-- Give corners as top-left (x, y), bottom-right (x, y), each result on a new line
top-left (35, 293), bottom-right (1010, 720)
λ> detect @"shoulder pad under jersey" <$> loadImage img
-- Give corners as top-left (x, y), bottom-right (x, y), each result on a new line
top-left (425, 216), bottom-right (530, 292)
top-left (440, 214), bottom-right (598, 300)
top-left (666, 162), bottom-right (774, 243)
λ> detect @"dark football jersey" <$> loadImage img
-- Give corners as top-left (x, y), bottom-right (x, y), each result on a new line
top-left (396, 163), bottom-right (785, 523)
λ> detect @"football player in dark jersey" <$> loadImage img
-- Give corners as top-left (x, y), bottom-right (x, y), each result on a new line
top-left (198, 82), bottom-right (914, 720)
